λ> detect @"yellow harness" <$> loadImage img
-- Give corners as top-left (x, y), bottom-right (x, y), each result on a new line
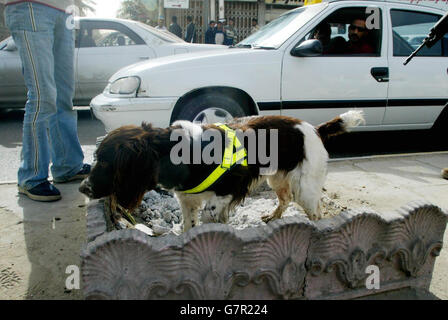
top-left (181, 123), bottom-right (248, 194)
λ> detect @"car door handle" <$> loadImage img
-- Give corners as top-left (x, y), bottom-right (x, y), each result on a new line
top-left (139, 56), bottom-right (150, 60)
top-left (371, 67), bottom-right (389, 82)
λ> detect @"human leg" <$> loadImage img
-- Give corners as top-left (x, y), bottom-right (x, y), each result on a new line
top-left (6, 3), bottom-right (59, 192)
top-left (49, 9), bottom-right (87, 182)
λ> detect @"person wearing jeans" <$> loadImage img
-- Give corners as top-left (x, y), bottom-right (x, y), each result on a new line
top-left (5, 0), bottom-right (90, 202)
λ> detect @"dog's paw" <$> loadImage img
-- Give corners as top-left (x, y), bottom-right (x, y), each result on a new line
top-left (261, 214), bottom-right (276, 223)
top-left (307, 214), bottom-right (322, 221)
top-left (201, 204), bottom-right (218, 223)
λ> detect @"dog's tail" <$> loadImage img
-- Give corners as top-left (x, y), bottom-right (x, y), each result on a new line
top-left (316, 110), bottom-right (365, 143)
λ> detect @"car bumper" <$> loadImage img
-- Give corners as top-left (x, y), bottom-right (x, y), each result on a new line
top-left (90, 94), bottom-right (177, 132)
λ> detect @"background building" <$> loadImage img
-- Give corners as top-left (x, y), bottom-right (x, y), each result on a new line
top-left (0, 3), bottom-right (9, 41)
top-left (165, 0), bottom-right (304, 43)
top-left (0, 0), bottom-right (304, 42)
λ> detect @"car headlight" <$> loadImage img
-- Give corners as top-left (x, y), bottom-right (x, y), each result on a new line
top-left (109, 76), bottom-right (141, 96)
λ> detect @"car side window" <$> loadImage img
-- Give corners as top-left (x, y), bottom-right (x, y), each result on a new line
top-left (79, 22), bottom-right (145, 48)
top-left (143, 32), bottom-right (168, 47)
top-left (302, 6), bottom-right (382, 56)
top-left (391, 9), bottom-right (447, 57)
top-left (93, 29), bottom-right (136, 47)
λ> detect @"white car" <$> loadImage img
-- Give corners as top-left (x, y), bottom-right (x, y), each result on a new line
top-left (91, 1), bottom-right (448, 132)
top-left (0, 17), bottom-right (225, 109)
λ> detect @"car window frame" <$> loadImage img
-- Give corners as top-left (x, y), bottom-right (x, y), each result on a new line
top-left (291, 4), bottom-right (385, 58)
top-left (237, 3), bottom-right (327, 50)
top-left (389, 8), bottom-right (446, 57)
top-left (77, 20), bottom-right (146, 49)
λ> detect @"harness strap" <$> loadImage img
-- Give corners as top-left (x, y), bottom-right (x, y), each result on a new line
top-left (181, 123), bottom-right (247, 194)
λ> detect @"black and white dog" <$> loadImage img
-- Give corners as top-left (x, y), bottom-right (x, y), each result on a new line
top-left (80, 110), bottom-right (364, 232)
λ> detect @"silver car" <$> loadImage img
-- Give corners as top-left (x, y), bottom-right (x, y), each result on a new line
top-left (0, 17), bottom-right (225, 109)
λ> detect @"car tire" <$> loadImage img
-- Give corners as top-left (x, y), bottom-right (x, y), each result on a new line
top-left (175, 94), bottom-right (247, 124)
top-left (431, 106), bottom-right (448, 148)
top-left (432, 106), bottom-right (448, 133)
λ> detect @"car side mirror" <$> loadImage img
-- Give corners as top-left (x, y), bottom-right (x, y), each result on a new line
top-left (4, 39), bottom-right (17, 52)
top-left (291, 39), bottom-right (322, 57)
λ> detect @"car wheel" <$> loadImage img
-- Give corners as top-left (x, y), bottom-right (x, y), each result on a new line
top-left (432, 106), bottom-right (448, 131)
top-left (175, 94), bottom-right (247, 124)
top-left (431, 106), bottom-right (448, 147)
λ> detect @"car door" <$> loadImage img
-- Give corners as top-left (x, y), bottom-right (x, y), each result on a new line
top-left (76, 20), bottom-right (156, 102)
top-left (280, 3), bottom-right (388, 128)
top-left (0, 37), bottom-right (26, 106)
top-left (384, 6), bottom-right (448, 128)
top-left (0, 35), bottom-right (81, 107)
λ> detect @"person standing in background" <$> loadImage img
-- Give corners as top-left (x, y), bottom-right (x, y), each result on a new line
top-left (169, 15), bottom-right (182, 38)
top-left (224, 17), bottom-right (237, 45)
top-left (250, 18), bottom-right (260, 34)
top-left (4, 0), bottom-right (90, 202)
top-left (155, 16), bottom-right (167, 31)
top-left (204, 20), bottom-right (216, 44)
top-left (185, 15), bottom-right (196, 43)
top-left (215, 20), bottom-right (226, 45)
top-left (251, 18), bottom-right (259, 34)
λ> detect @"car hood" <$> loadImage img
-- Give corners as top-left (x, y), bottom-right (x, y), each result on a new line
top-left (154, 43), bottom-right (227, 57)
top-left (108, 47), bottom-right (282, 100)
top-left (182, 43), bottom-right (228, 51)
top-left (111, 48), bottom-right (269, 81)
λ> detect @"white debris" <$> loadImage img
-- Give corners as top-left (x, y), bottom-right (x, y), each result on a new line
top-left (135, 223), bottom-right (154, 236)
top-left (124, 183), bottom-right (346, 236)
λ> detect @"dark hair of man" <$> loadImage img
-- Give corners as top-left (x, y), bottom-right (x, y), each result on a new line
top-left (352, 12), bottom-right (369, 23)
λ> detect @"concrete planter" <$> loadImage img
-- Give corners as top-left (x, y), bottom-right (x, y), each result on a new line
top-left (81, 199), bottom-right (447, 299)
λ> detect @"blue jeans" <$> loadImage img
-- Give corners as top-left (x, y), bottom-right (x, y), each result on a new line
top-left (6, 3), bottom-right (84, 190)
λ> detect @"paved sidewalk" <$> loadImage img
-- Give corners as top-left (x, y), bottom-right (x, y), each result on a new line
top-left (0, 152), bottom-right (447, 299)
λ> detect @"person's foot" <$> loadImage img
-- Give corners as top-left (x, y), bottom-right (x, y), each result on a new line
top-left (442, 168), bottom-right (448, 180)
top-left (53, 164), bottom-right (91, 183)
top-left (18, 181), bottom-right (62, 202)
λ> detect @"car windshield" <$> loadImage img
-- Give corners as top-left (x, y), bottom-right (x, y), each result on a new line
top-left (236, 3), bottom-right (326, 49)
top-left (135, 22), bottom-right (185, 44)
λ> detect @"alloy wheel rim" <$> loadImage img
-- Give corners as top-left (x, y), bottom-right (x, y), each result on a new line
top-left (193, 107), bottom-right (234, 124)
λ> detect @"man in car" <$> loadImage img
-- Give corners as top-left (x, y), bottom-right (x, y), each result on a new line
top-left (312, 22), bottom-right (332, 53)
top-left (346, 17), bottom-right (375, 54)
top-left (5, 0), bottom-right (90, 202)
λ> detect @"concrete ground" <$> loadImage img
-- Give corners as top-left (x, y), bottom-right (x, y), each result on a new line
top-left (0, 152), bottom-right (447, 300)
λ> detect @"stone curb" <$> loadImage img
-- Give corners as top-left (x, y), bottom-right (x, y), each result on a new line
top-left (81, 199), bottom-right (448, 300)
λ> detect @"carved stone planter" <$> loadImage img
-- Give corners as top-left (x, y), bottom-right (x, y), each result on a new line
top-left (81, 200), bottom-right (447, 299)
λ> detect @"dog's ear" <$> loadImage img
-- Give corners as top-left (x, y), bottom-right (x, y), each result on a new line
top-left (112, 138), bottom-right (159, 211)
